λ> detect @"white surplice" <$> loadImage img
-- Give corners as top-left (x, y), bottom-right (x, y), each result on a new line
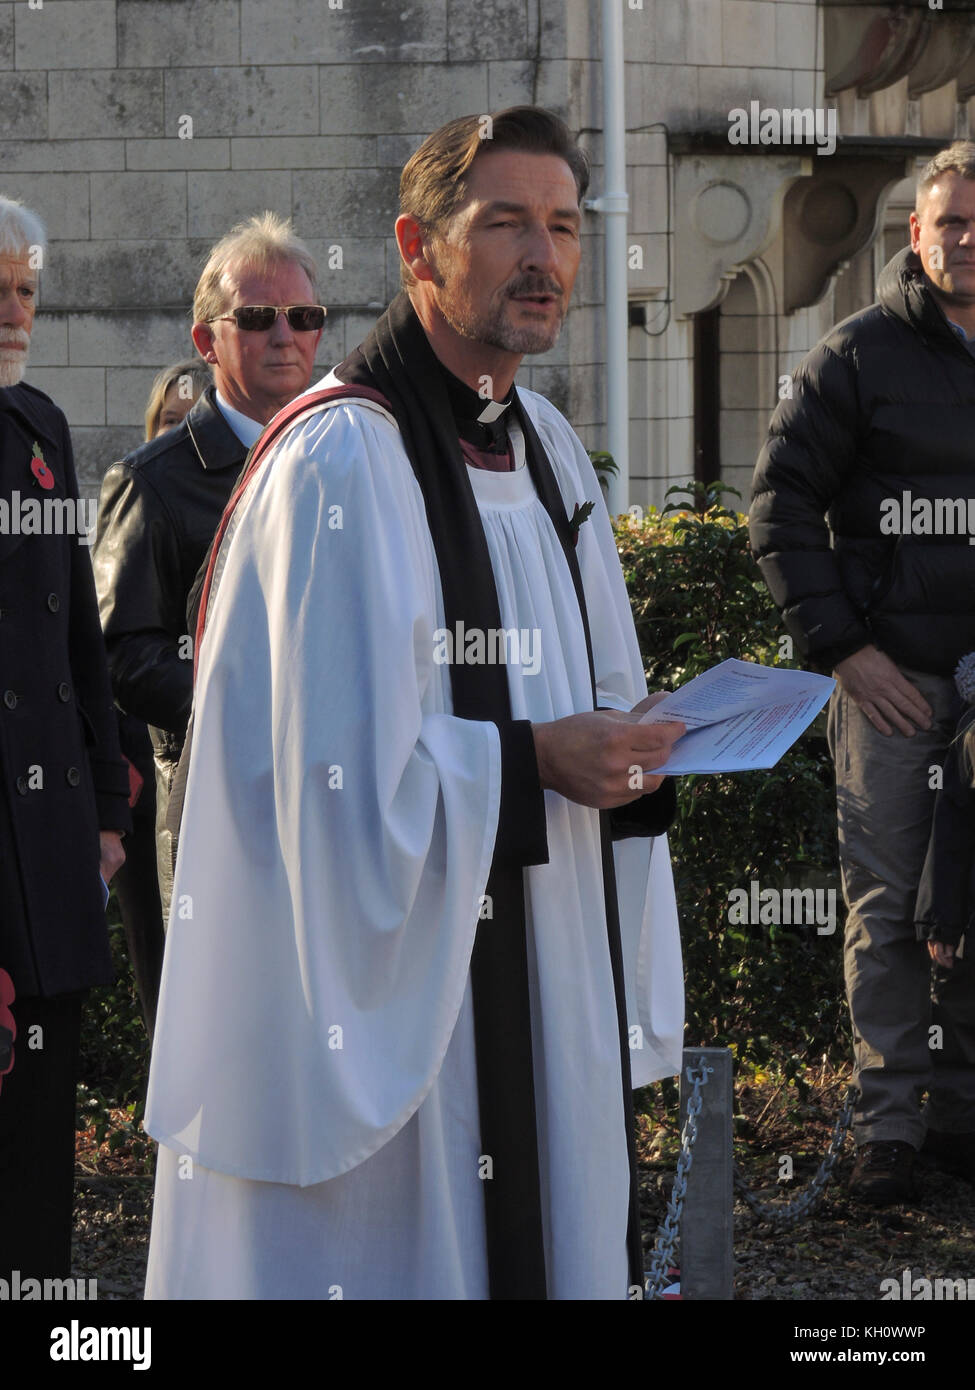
top-left (144, 379), bottom-right (683, 1301)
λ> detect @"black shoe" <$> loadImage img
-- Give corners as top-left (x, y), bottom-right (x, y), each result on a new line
top-left (920, 1129), bottom-right (975, 1185)
top-left (849, 1141), bottom-right (916, 1205)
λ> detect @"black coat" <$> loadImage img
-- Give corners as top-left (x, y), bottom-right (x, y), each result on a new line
top-left (750, 247), bottom-right (975, 676)
top-left (0, 383), bottom-right (131, 998)
top-left (92, 387), bottom-right (247, 779)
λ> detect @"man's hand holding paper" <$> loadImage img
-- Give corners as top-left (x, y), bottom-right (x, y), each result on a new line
top-left (532, 706), bottom-right (685, 808)
top-left (636, 659), bottom-right (836, 775)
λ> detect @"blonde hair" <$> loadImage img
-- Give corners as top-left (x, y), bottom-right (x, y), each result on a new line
top-left (963, 723), bottom-right (975, 788)
top-left (192, 212), bottom-right (318, 326)
top-left (144, 358), bottom-right (212, 440)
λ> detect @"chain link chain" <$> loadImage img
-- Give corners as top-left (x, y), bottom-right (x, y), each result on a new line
top-left (644, 1059), bottom-right (712, 1299)
top-left (643, 1077), bottom-right (856, 1297)
top-left (732, 1086), bottom-right (856, 1228)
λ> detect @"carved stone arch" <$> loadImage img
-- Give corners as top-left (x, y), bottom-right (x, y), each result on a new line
top-left (714, 259), bottom-right (784, 500)
top-left (780, 154), bottom-right (911, 312)
top-left (673, 152), bottom-right (809, 317)
top-left (737, 257), bottom-right (779, 338)
top-left (671, 144), bottom-right (911, 320)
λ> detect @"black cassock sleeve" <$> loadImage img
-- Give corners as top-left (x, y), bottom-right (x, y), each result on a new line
top-left (608, 779), bottom-right (677, 840)
top-left (491, 720), bottom-right (677, 867)
top-left (492, 719), bottom-right (549, 867)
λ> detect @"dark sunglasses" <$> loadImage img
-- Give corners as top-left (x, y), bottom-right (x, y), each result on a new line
top-left (209, 304), bottom-right (327, 332)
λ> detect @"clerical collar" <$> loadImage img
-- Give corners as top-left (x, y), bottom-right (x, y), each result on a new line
top-left (436, 361), bottom-right (514, 453)
top-left (215, 389), bottom-right (266, 448)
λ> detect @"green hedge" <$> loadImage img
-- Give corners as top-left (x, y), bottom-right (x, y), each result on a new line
top-left (616, 483), bottom-right (846, 1089)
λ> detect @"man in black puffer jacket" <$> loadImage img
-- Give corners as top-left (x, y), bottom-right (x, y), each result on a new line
top-left (750, 141), bottom-right (975, 1205)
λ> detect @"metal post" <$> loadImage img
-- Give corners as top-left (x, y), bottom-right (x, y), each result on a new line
top-left (679, 1046), bottom-right (734, 1300)
top-left (597, 0), bottom-right (629, 518)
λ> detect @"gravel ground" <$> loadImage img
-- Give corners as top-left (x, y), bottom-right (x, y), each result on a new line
top-left (72, 1074), bottom-right (975, 1301)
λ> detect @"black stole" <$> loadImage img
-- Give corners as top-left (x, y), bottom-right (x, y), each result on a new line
top-left (336, 292), bottom-right (644, 1299)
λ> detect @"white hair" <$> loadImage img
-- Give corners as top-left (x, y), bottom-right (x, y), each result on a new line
top-left (0, 197), bottom-right (44, 386)
top-left (0, 196), bottom-right (47, 257)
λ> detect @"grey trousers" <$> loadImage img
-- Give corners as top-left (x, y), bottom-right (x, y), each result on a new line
top-left (828, 665), bottom-right (975, 1147)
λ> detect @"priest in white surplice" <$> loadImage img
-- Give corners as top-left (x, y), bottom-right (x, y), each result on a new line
top-left (144, 106), bottom-right (686, 1301)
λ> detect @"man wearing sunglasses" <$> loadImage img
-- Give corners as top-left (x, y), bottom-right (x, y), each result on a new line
top-left (93, 212), bottom-right (322, 934)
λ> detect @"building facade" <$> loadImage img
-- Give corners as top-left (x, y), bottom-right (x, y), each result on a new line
top-left (1, 0), bottom-right (968, 507)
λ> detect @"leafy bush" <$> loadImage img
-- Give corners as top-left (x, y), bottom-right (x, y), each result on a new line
top-left (616, 483), bottom-right (847, 1091)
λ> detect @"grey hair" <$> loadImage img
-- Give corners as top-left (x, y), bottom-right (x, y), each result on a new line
top-left (916, 141), bottom-right (975, 210)
top-left (192, 211), bottom-right (318, 325)
top-left (0, 196), bottom-right (47, 257)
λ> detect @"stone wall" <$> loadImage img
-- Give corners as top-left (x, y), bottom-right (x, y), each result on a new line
top-left (615, 0), bottom-right (826, 508)
top-left (3, 0), bottom-right (565, 492)
top-left (2, 0), bottom-right (922, 511)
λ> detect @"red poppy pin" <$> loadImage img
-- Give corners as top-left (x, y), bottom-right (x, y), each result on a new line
top-left (30, 440), bottom-right (54, 491)
top-left (568, 500), bottom-right (595, 546)
top-left (0, 967), bottom-right (16, 1096)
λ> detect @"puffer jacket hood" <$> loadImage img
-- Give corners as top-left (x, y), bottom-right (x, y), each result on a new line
top-left (877, 245), bottom-right (966, 348)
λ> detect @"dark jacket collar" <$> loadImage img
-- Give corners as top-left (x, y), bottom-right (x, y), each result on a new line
top-left (184, 385), bottom-right (250, 472)
top-left (0, 381), bottom-right (63, 451)
top-left (877, 246), bottom-right (971, 352)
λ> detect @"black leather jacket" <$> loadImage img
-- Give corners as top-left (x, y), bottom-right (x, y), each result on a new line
top-left (92, 387), bottom-right (248, 777)
top-left (750, 248), bottom-right (975, 676)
